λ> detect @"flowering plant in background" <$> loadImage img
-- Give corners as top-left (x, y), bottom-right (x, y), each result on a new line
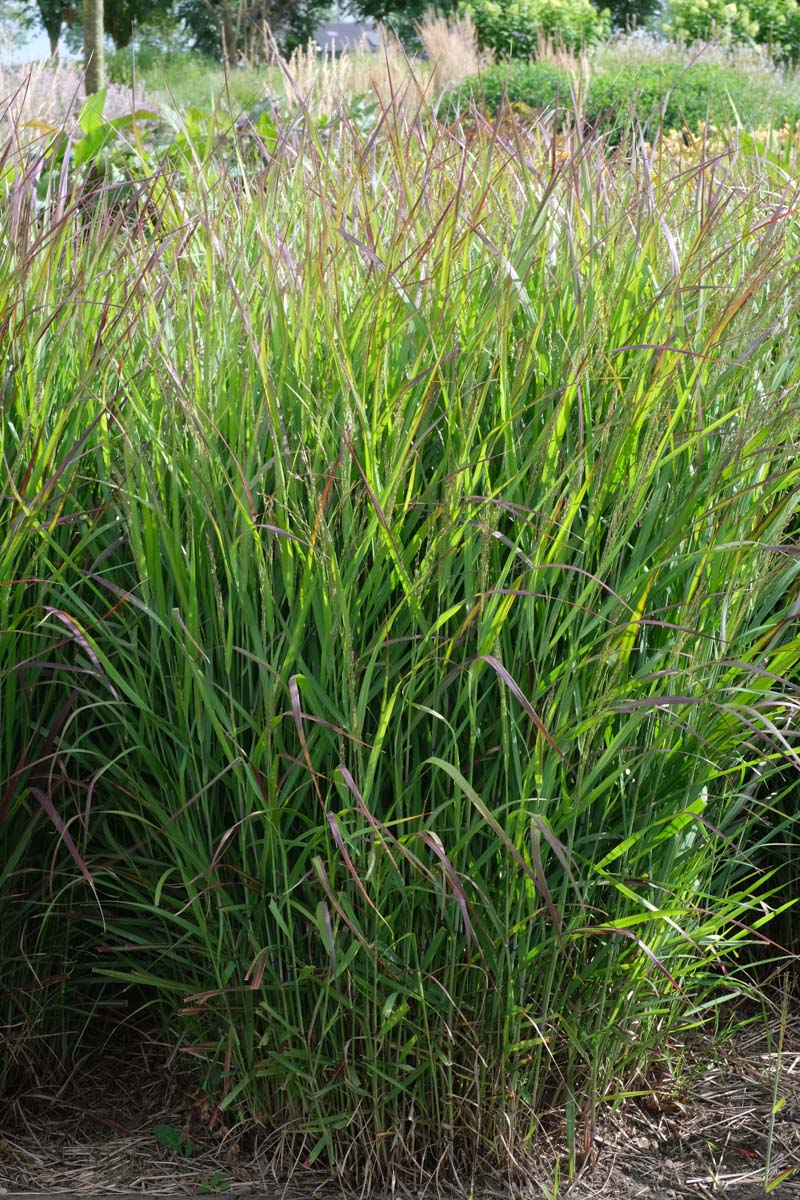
top-left (458, 0), bottom-right (611, 58)
top-left (665, 0), bottom-right (800, 60)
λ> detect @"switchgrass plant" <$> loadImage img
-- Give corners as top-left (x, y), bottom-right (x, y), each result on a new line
top-left (1, 97), bottom-right (799, 1187)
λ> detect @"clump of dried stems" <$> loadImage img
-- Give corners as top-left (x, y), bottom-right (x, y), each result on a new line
top-left (417, 12), bottom-right (492, 92)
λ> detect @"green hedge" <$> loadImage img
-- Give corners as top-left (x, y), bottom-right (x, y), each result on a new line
top-left (443, 59), bottom-right (800, 133)
top-left (586, 60), bottom-right (800, 130)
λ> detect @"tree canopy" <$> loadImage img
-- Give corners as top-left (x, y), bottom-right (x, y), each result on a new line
top-left (7, 0), bottom-right (664, 59)
top-left (176, 0), bottom-right (331, 59)
top-left (104, 0), bottom-right (166, 47)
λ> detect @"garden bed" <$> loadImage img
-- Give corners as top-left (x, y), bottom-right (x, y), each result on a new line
top-left (2, 1018), bottom-right (798, 1198)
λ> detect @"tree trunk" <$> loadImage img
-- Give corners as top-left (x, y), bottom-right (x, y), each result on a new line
top-left (48, 31), bottom-right (59, 56)
top-left (83, 0), bottom-right (105, 95)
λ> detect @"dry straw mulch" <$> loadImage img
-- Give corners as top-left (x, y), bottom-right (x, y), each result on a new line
top-left (0, 1018), bottom-right (798, 1199)
top-left (575, 1018), bottom-right (800, 1200)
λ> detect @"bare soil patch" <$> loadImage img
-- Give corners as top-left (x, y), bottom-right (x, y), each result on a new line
top-left (1, 1021), bottom-right (798, 1199)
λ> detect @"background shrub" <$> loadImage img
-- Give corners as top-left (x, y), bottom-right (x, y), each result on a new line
top-left (748, 0), bottom-right (800, 55)
top-left (106, 44), bottom-right (160, 86)
top-left (664, 0), bottom-right (759, 45)
top-left (664, 0), bottom-right (800, 62)
top-left (458, 0), bottom-right (611, 57)
top-left (440, 60), bottom-right (575, 118)
top-left (584, 59), bottom-right (800, 128)
top-left (446, 56), bottom-right (800, 131)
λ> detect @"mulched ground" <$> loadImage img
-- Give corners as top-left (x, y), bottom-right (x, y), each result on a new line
top-left (1, 1019), bottom-right (798, 1199)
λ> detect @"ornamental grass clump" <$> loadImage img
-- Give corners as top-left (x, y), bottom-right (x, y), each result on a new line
top-left (1, 97), bottom-right (799, 1186)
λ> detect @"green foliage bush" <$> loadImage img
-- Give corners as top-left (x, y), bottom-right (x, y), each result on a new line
top-left (584, 59), bottom-right (800, 128)
top-left (458, 0), bottom-right (611, 57)
top-left (106, 44), bottom-right (160, 86)
top-left (447, 57), bottom-right (800, 132)
top-left (664, 0), bottom-right (759, 44)
top-left (440, 60), bottom-right (575, 119)
top-left (664, 0), bottom-right (800, 61)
